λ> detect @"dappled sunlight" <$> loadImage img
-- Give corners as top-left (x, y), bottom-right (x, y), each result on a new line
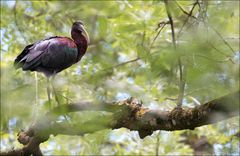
top-left (1, 0), bottom-right (239, 155)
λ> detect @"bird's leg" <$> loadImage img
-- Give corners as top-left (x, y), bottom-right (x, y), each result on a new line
top-left (33, 72), bottom-right (39, 121)
top-left (46, 77), bottom-right (52, 108)
top-left (51, 75), bottom-right (61, 107)
top-left (51, 74), bottom-right (70, 123)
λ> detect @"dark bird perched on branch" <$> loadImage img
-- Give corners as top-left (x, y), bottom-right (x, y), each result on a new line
top-left (14, 21), bottom-right (90, 105)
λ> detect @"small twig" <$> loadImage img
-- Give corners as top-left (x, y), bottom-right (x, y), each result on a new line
top-left (164, 0), bottom-right (185, 108)
top-left (176, 1), bottom-right (235, 64)
top-left (177, 0), bottom-right (199, 39)
top-left (184, 86), bottom-right (213, 97)
top-left (210, 25), bottom-right (235, 54)
top-left (188, 96), bottom-right (201, 106)
top-left (155, 21), bottom-right (170, 31)
top-left (198, 1), bottom-right (235, 54)
top-left (99, 20), bottom-right (170, 72)
top-left (164, 2), bottom-right (177, 48)
top-left (174, 0), bottom-right (198, 19)
top-left (208, 43), bottom-right (235, 64)
top-left (101, 57), bottom-right (140, 71)
top-left (164, 86), bottom-right (212, 102)
top-left (149, 21), bottom-right (169, 51)
top-left (195, 54), bottom-right (235, 63)
top-left (56, 92), bottom-right (74, 103)
top-left (99, 49), bottom-right (163, 72)
top-left (141, 22), bottom-right (146, 47)
top-left (51, 76), bottom-right (70, 123)
top-left (51, 82), bottom-right (61, 107)
top-left (208, 42), bottom-right (230, 57)
top-left (13, 1), bottom-right (28, 43)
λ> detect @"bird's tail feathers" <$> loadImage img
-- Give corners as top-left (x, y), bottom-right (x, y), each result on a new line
top-left (14, 44), bottom-right (34, 69)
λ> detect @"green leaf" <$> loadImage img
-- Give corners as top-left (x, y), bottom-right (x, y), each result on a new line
top-left (98, 16), bottom-right (108, 36)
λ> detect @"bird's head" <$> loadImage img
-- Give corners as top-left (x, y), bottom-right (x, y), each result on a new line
top-left (71, 21), bottom-right (90, 45)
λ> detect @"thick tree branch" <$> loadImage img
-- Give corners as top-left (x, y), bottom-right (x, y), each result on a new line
top-left (1, 90), bottom-right (239, 155)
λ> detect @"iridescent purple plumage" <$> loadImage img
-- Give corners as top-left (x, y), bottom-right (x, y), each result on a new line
top-left (14, 22), bottom-right (89, 77)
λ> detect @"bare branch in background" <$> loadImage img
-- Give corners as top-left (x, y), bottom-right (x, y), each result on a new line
top-left (174, 0), bottom-right (198, 19)
top-left (198, 1), bottom-right (235, 54)
top-left (195, 54), bottom-right (235, 63)
top-left (209, 25), bottom-right (236, 54)
top-left (100, 20), bottom-right (170, 72)
top-left (164, 0), bottom-right (186, 108)
top-left (208, 43), bottom-right (235, 64)
top-left (177, 0), bottom-right (200, 39)
top-left (176, 0), bottom-right (236, 56)
top-left (101, 57), bottom-right (140, 72)
top-left (149, 21), bottom-right (169, 51)
top-left (13, 1), bottom-right (28, 44)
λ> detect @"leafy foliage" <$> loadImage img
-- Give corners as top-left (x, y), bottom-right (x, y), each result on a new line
top-left (1, 0), bottom-right (239, 155)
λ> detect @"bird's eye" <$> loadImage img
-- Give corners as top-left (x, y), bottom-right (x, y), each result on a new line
top-left (76, 28), bottom-right (82, 33)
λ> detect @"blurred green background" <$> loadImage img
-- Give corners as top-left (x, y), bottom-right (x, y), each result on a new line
top-left (1, 0), bottom-right (239, 155)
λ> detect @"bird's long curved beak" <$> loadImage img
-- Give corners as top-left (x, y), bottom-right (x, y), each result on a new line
top-left (80, 26), bottom-right (90, 45)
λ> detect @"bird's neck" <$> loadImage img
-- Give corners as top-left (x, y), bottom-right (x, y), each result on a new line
top-left (71, 32), bottom-right (88, 61)
top-left (76, 39), bottom-right (87, 61)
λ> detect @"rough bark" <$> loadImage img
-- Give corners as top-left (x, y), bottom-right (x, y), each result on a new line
top-left (1, 90), bottom-right (239, 156)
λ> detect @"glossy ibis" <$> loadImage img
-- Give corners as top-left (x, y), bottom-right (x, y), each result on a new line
top-left (14, 21), bottom-right (90, 105)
